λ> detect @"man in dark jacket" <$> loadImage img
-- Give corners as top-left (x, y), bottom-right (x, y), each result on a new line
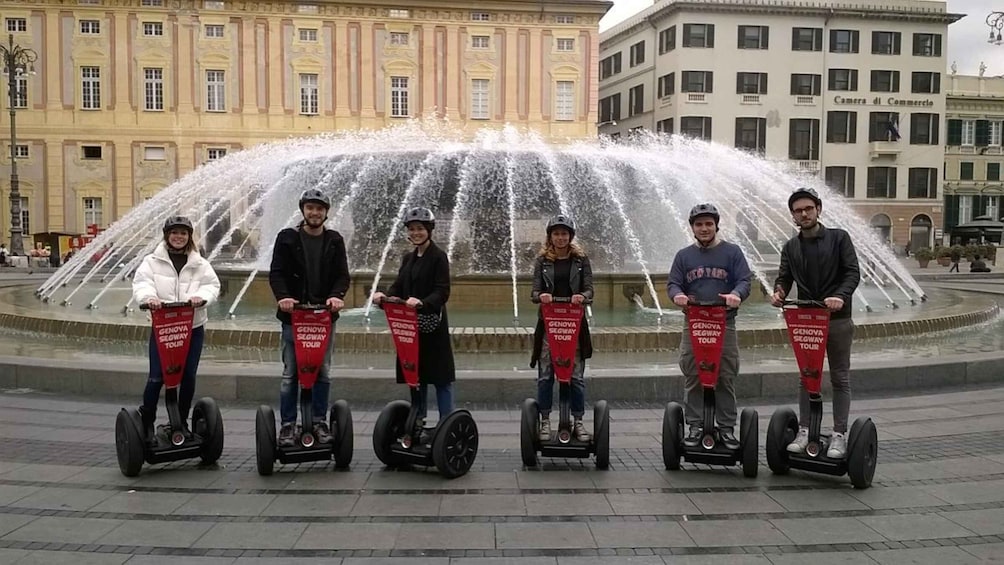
top-left (771, 187), bottom-right (860, 459)
top-left (269, 189), bottom-right (350, 447)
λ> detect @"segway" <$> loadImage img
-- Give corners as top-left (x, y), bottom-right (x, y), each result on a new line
top-left (255, 304), bottom-right (353, 475)
top-left (372, 298), bottom-right (479, 478)
top-left (521, 298), bottom-right (610, 469)
top-left (115, 302), bottom-right (224, 477)
top-left (765, 300), bottom-right (878, 489)
top-left (661, 300), bottom-right (758, 477)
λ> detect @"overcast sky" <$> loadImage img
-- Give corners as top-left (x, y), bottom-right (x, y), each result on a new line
top-left (600, 0), bottom-right (1003, 76)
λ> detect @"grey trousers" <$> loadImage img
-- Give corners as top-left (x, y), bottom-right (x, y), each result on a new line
top-left (798, 317), bottom-right (855, 433)
top-left (679, 321), bottom-right (739, 431)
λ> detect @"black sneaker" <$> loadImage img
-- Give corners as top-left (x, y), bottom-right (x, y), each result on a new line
top-left (683, 425), bottom-right (703, 448)
top-left (313, 422), bottom-right (333, 445)
top-left (278, 423), bottom-right (297, 447)
top-left (720, 429), bottom-right (740, 451)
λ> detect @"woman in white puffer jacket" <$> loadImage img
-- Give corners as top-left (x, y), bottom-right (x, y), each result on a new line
top-left (132, 215), bottom-right (221, 442)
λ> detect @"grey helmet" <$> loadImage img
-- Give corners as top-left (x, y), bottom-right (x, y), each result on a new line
top-left (403, 207), bottom-right (435, 230)
top-left (163, 215), bottom-right (194, 234)
top-left (688, 203), bottom-right (720, 226)
top-left (546, 215), bottom-right (576, 238)
top-left (788, 187), bottom-right (822, 211)
top-left (298, 189), bottom-right (331, 212)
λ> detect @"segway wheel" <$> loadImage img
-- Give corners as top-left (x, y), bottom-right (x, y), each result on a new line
top-left (193, 397), bottom-right (224, 465)
top-left (593, 400), bottom-right (610, 470)
top-left (255, 405), bottom-right (276, 476)
top-left (662, 402), bottom-right (683, 471)
top-left (330, 400), bottom-right (354, 469)
top-left (115, 408), bottom-right (145, 477)
top-left (847, 417), bottom-right (878, 489)
top-left (520, 398), bottom-right (539, 468)
top-left (372, 400), bottom-right (410, 468)
top-left (766, 407), bottom-right (798, 475)
top-left (739, 408), bottom-right (759, 478)
top-left (432, 410), bottom-right (479, 479)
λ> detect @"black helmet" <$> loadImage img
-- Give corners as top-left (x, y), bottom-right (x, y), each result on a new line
top-left (546, 215), bottom-right (576, 238)
top-left (403, 207), bottom-right (435, 230)
top-left (299, 189), bottom-right (331, 212)
top-left (688, 203), bottom-right (720, 225)
top-left (788, 187), bottom-right (822, 212)
top-left (163, 215), bottom-right (193, 234)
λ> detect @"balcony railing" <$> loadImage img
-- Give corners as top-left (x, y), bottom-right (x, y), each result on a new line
top-left (686, 92), bottom-right (707, 103)
top-left (740, 94), bottom-right (761, 105)
top-left (794, 95), bottom-right (817, 106)
top-left (869, 141), bottom-right (901, 159)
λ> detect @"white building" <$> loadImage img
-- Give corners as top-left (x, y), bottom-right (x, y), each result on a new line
top-left (598, 0), bottom-right (962, 251)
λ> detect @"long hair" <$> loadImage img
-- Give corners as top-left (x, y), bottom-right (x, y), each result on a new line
top-left (538, 237), bottom-right (585, 262)
top-left (163, 230), bottom-right (197, 254)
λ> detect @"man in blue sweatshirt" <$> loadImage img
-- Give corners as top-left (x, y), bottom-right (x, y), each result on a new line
top-left (667, 203), bottom-right (753, 450)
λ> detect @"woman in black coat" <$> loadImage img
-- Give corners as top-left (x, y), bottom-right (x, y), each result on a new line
top-left (371, 207), bottom-right (456, 427)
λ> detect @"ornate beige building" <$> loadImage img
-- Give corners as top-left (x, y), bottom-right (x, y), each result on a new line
top-left (0, 0), bottom-right (611, 247)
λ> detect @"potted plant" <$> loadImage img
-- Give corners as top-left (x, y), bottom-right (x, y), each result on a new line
top-left (935, 245), bottom-right (952, 267)
top-left (915, 247), bottom-right (934, 268)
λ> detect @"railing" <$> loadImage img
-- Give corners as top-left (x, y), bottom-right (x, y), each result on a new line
top-left (686, 92), bottom-right (707, 103)
top-left (795, 160), bottom-right (820, 174)
top-left (794, 95), bottom-right (817, 106)
top-left (740, 94), bottom-right (761, 105)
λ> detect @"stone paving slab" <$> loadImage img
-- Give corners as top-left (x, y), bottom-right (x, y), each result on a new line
top-left (2, 515), bottom-right (122, 544)
top-left (192, 523), bottom-right (309, 549)
top-left (95, 519), bottom-right (215, 548)
top-left (856, 514), bottom-right (976, 541)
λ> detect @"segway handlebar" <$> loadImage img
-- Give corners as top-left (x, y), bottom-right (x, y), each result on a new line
top-left (294, 303), bottom-right (328, 310)
top-left (780, 299), bottom-right (827, 308)
top-left (687, 299), bottom-right (728, 307)
top-left (548, 296), bottom-right (593, 304)
top-left (381, 296), bottom-right (406, 305)
top-left (139, 301), bottom-right (192, 310)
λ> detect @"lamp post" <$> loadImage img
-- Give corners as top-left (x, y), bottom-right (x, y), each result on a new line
top-left (989, 12), bottom-right (1003, 46)
top-left (1, 33), bottom-right (37, 256)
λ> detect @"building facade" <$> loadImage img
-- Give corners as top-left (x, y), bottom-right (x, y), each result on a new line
top-left (0, 0), bottom-right (612, 247)
top-left (944, 74), bottom-right (1004, 244)
top-left (598, 0), bottom-right (961, 251)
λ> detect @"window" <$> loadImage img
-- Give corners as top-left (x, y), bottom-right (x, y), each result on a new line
top-left (736, 72), bottom-right (767, 94)
top-left (829, 29), bottom-right (859, 53)
top-left (911, 72), bottom-right (940, 94)
top-left (912, 33), bottom-right (942, 56)
top-left (656, 118), bottom-right (673, 134)
top-left (13, 144), bottom-right (29, 158)
top-left (628, 84), bottom-right (644, 117)
top-left (961, 120), bottom-right (976, 146)
top-left (83, 197), bottom-right (103, 226)
top-left (81, 66), bottom-right (101, 109)
top-left (870, 70), bottom-right (900, 93)
top-left (141, 0), bottom-right (163, 5)
top-left (910, 113), bottom-right (939, 145)
top-left (80, 20), bottom-right (100, 34)
top-left (866, 167), bottom-right (897, 198)
top-left (471, 35), bottom-right (489, 49)
top-left (958, 195), bottom-right (974, 224)
top-left (6, 18), bottom-right (27, 33)
top-left (18, 197), bottom-right (29, 235)
top-left (658, 73), bottom-right (675, 98)
top-left (960, 162), bottom-right (974, 180)
top-left (682, 71), bottom-right (713, 93)
top-left (869, 112), bottom-right (900, 142)
top-left (299, 28), bottom-right (318, 42)
top-left (826, 111), bottom-right (857, 143)
top-left (82, 145), bottom-right (102, 159)
top-left (470, 11), bottom-right (490, 21)
top-left (555, 15), bottom-right (574, 24)
top-left (825, 166), bottom-right (855, 197)
top-left (557, 38), bottom-right (575, 52)
top-left (991, 121), bottom-right (1003, 146)
top-left (143, 68), bottom-right (164, 111)
top-left (389, 32), bottom-right (408, 46)
top-left (388, 9), bottom-right (410, 18)
top-left (737, 25), bottom-right (768, 49)
top-left (659, 26), bottom-right (676, 54)
top-left (144, 146), bottom-right (166, 161)
top-left (792, 27), bottom-right (822, 51)
top-left (12, 76), bottom-right (27, 108)
top-left (871, 31), bottom-right (901, 55)
top-left (143, 22), bottom-right (163, 36)
top-left (599, 53), bottom-right (622, 80)
top-left (299, 73), bottom-right (318, 115)
top-left (683, 24), bottom-right (714, 48)
top-left (735, 117), bottom-right (767, 154)
top-left (470, 79), bottom-right (489, 120)
top-left (207, 148), bottom-right (227, 161)
top-left (206, 70), bottom-right (225, 112)
top-left (790, 74), bottom-right (821, 96)
top-left (390, 76), bottom-right (409, 117)
top-left (788, 118), bottom-right (820, 160)
top-left (205, 24), bottom-right (224, 38)
top-left (629, 41), bottom-right (645, 67)
top-left (828, 69), bottom-right (858, 91)
top-left (988, 163), bottom-right (1001, 181)
top-left (680, 116), bottom-right (712, 140)
top-left (554, 81), bottom-right (574, 121)
top-left (908, 168), bottom-right (937, 199)
top-left (204, 0), bottom-right (225, 8)
top-left (599, 94), bottom-right (620, 123)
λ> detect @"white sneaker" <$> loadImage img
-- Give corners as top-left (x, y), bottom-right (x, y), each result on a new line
top-left (539, 417), bottom-right (551, 441)
top-left (827, 432), bottom-right (847, 459)
top-left (787, 427), bottom-right (809, 453)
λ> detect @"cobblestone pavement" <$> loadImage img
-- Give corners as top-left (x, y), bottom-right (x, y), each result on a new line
top-left (1, 387), bottom-right (1004, 564)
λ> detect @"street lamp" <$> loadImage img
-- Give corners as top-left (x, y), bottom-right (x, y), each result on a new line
top-left (988, 12), bottom-right (1003, 46)
top-left (0, 33), bottom-right (37, 257)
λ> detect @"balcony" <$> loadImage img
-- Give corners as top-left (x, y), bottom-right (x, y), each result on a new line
top-left (869, 141), bottom-right (901, 159)
top-left (739, 94), bottom-right (761, 105)
top-left (659, 95), bottom-right (673, 108)
top-left (794, 160), bottom-right (820, 174)
top-left (686, 92), bottom-right (707, 103)
top-left (794, 95), bottom-right (817, 106)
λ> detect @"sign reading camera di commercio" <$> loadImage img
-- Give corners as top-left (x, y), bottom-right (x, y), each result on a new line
top-left (833, 96), bottom-right (935, 107)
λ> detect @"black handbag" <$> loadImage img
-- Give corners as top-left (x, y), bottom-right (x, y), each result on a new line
top-left (417, 310), bottom-right (442, 334)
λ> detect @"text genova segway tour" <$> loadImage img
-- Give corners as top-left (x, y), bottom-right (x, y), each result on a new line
top-left (766, 300), bottom-right (877, 488)
top-left (662, 300), bottom-right (758, 477)
top-left (521, 298), bottom-right (610, 469)
top-left (255, 304), bottom-right (353, 475)
top-left (115, 302), bottom-right (224, 476)
top-left (372, 297), bottom-right (479, 478)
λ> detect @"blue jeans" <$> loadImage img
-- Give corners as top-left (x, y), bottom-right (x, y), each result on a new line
top-left (537, 339), bottom-right (586, 418)
top-left (279, 323), bottom-right (333, 425)
top-left (143, 325), bottom-right (205, 425)
top-left (415, 383), bottom-right (454, 421)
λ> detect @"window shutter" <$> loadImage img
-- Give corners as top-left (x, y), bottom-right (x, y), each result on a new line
top-left (975, 120), bottom-right (990, 146)
top-left (814, 29), bottom-right (822, 51)
top-left (892, 72), bottom-right (900, 93)
top-left (735, 118), bottom-right (743, 147)
top-left (947, 119), bottom-right (962, 145)
top-left (791, 28), bottom-right (799, 50)
top-left (893, 32), bottom-right (901, 54)
top-left (790, 74), bottom-right (798, 95)
top-left (707, 25), bottom-right (715, 48)
top-left (933, 73), bottom-right (941, 94)
top-left (761, 73), bottom-right (768, 94)
top-left (737, 72), bottom-right (744, 94)
top-left (849, 112), bottom-right (857, 143)
top-left (931, 116), bottom-right (939, 145)
top-left (829, 29), bottom-right (837, 51)
top-left (934, 34), bottom-right (942, 56)
top-left (850, 70), bottom-right (858, 91)
top-left (851, 31), bottom-right (859, 53)
top-left (706, 72), bottom-right (714, 93)
top-left (762, 27), bottom-right (769, 49)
